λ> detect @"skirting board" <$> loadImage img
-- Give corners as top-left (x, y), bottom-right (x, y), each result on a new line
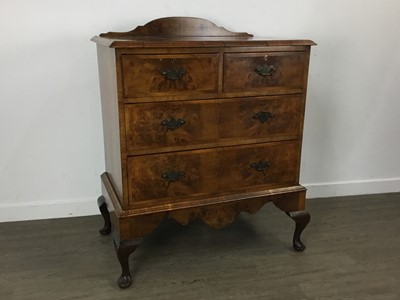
top-left (304, 177), bottom-right (400, 199)
top-left (0, 198), bottom-right (99, 223)
top-left (1, 178), bottom-right (399, 223)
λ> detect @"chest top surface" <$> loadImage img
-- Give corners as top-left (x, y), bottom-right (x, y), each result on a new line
top-left (91, 16), bottom-right (315, 48)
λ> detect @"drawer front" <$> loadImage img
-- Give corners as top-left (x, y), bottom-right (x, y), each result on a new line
top-left (121, 54), bottom-right (219, 99)
top-left (219, 95), bottom-right (302, 140)
top-left (124, 95), bottom-right (302, 151)
top-left (127, 141), bottom-right (299, 204)
top-left (223, 52), bottom-right (306, 93)
top-left (125, 100), bottom-right (219, 151)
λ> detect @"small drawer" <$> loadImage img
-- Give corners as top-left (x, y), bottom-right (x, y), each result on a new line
top-left (124, 95), bottom-right (302, 152)
top-left (223, 52), bottom-right (306, 93)
top-left (127, 141), bottom-right (299, 204)
top-left (121, 54), bottom-right (219, 99)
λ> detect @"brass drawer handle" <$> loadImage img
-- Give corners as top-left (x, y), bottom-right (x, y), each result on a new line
top-left (255, 64), bottom-right (277, 76)
top-left (250, 160), bottom-right (271, 172)
top-left (253, 111), bottom-right (275, 124)
top-left (161, 171), bottom-right (185, 182)
top-left (161, 117), bottom-right (185, 132)
top-left (160, 68), bottom-right (185, 80)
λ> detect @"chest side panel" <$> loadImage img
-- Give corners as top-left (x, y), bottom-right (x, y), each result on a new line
top-left (96, 45), bottom-right (124, 202)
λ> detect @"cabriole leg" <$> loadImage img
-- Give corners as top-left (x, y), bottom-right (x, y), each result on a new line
top-left (114, 238), bottom-right (142, 289)
top-left (97, 196), bottom-right (111, 235)
top-left (286, 210), bottom-right (310, 252)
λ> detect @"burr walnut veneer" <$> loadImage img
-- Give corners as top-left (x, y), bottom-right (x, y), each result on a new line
top-left (92, 17), bottom-right (315, 289)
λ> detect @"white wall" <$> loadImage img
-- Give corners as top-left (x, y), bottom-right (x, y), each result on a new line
top-left (1, 0), bottom-right (399, 222)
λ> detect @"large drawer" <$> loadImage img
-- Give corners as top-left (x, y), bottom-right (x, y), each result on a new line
top-left (127, 141), bottom-right (299, 205)
top-left (121, 54), bottom-right (219, 99)
top-left (124, 95), bottom-right (302, 152)
top-left (223, 52), bottom-right (306, 93)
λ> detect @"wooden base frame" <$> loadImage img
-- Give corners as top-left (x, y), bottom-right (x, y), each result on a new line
top-left (97, 172), bottom-right (310, 288)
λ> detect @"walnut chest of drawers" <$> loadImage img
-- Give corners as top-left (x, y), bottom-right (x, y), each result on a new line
top-left (92, 17), bottom-right (315, 288)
